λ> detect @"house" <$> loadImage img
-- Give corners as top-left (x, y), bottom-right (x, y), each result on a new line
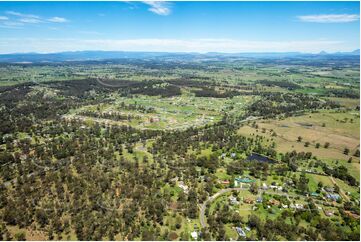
top-left (170, 177), bottom-right (178, 182)
top-left (234, 177), bottom-right (255, 187)
top-left (244, 197), bottom-right (255, 204)
top-left (262, 183), bottom-right (268, 190)
top-left (231, 153), bottom-right (236, 158)
top-left (296, 204), bottom-right (304, 209)
top-left (326, 193), bottom-right (340, 201)
top-left (282, 204), bottom-right (288, 209)
top-left (310, 192), bottom-right (320, 197)
top-left (221, 180), bottom-right (230, 185)
top-left (149, 117), bottom-right (160, 123)
top-left (269, 185), bottom-right (282, 191)
top-left (345, 211), bottom-right (360, 219)
top-left (269, 185), bottom-right (278, 189)
top-left (324, 210), bottom-right (334, 217)
top-left (235, 227), bottom-right (246, 237)
top-left (229, 196), bottom-right (239, 205)
top-left (268, 199), bottom-right (280, 206)
top-left (191, 231), bottom-right (198, 240)
top-left (178, 181), bottom-right (189, 194)
top-left (256, 197), bottom-right (263, 203)
top-left (324, 186), bottom-right (335, 193)
top-left (290, 203), bottom-right (304, 209)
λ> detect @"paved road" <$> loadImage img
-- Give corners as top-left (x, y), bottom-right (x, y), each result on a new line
top-left (199, 188), bottom-right (247, 228)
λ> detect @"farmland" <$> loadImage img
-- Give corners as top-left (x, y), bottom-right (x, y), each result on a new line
top-left (238, 110), bottom-right (360, 163)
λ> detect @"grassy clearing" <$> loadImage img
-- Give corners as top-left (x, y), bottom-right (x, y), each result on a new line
top-left (7, 225), bottom-right (47, 241)
top-left (238, 110), bottom-right (360, 167)
top-left (334, 178), bottom-right (360, 200)
top-left (305, 174), bottom-right (334, 192)
top-left (327, 97), bottom-right (360, 109)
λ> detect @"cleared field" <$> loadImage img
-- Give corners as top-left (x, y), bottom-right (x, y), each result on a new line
top-left (305, 173), bottom-right (334, 192)
top-left (326, 97), bottom-right (360, 109)
top-left (64, 94), bottom-right (250, 130)
top-left (334, 178), bottom-right (360, 199)
top-left (238, 110), bottom-right (360, 174)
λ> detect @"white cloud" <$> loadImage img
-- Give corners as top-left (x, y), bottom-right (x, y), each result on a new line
top-left (4, 11), bottom-right (68, 26)
top-left (143, 1), bottom-right (171, 16)
top-left (6, 11), bottom-right (40, 19)
top-left (48, 17), bottom-right (68, 23)
top-left (298, 14), bottom-right (359, 23)
top-left (19, 18), bottom-right (43, 24)
top-left (0, 38), bottom-right (351, 54)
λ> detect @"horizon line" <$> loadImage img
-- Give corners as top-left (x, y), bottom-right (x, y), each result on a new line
top-left (1, 49), bottom-right (359, 55)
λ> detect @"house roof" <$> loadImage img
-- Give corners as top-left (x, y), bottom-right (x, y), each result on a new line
top-left (236, 227), bottom-right (246, 237)
top-left (235, 177), bottom-right (255, 183)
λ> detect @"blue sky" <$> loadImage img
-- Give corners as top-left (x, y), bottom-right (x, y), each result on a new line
top-left (0, 1), bottom-right (359, 53)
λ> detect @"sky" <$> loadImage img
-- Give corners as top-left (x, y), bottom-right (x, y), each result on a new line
top-left (0, 1), bottom-right (359, 54)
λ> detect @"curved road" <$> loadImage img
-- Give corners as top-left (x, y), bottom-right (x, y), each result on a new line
top-left (199, 188), bottom-right (247, 228)
top-left (198, 187), bottom-right (312, 228)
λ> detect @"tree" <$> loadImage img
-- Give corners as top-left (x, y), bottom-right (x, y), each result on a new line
top-left (297, 136), bottom-right (303, 142)
top-left (180, 231), bottom-right (189, 241)
top-left (143, 155), bottom-right (149, 163)
top-left (14, 232), bottom-right (26, 241)
top-left (250, 182), bottom-right (258, 195)
top-left (318, 181), bottom-right (323, 189)
top-left (324, 142), bottom-right (330, 149)
top-left (298, 172), bottom-right (309, 194)
top-left (315, 143), bottom-right (320, 149)
top-left (353, 149), bottom-right (360, 157)
top-left (343, 148), bottom-right (350, 155)
top-left (200, 228), bottom-right (211, 240)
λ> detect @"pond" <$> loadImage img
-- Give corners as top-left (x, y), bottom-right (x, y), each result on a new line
top-left (246, 153), bottom-right (276, 163)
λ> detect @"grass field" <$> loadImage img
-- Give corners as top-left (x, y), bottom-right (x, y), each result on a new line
top-left (305, 173), bottom-right (334, 191)
top-left (238, 110), bottom-right (360, 168)
top-left (326, 97), bottom-right (360, 109)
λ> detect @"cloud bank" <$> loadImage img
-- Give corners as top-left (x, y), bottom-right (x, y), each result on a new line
top-left (0, 38), bottom-right (349, 54)
top-left (298, 14), bottom-right (359, 23)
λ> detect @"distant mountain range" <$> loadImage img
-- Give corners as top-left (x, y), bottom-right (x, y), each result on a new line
top-left (0, 49), bottom-right (359, 63)
top-left (318, 49), bottom-right (360, 55)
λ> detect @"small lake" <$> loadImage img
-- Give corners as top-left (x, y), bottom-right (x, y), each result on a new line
top-left (246, 153), bottom-right (276, 163)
